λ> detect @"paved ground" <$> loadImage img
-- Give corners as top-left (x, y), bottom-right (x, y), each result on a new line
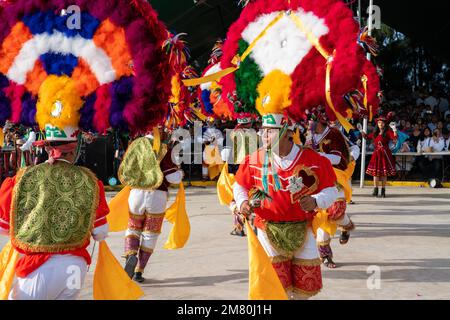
top-left (2, 186), bottom-right (450, 299)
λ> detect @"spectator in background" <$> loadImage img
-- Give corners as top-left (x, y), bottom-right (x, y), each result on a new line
top-left (420, 104), bottom-right (432, 118)
top-left (443, 128), bottom-right (450, 151)
top-left (417, 127), bottom-right (432, 153)
top-left (404, 121), bottom-right (413, 136)
top-left (416, 90), bottom-right (426, 106)
top-left (444, 110), bottom-right (450, 121)
top-left (424, 90), bottom-right (438, 113)
top-left (437, 91), bottom-right (449, 116)
top-left (445, 114), bottom-right (450, 131)
top-left (408, 124), bottom-right (422, 152)
top-left (427, 115), bottom-right (439, 132)
top-left (417, 128), bottom-right (445, 181)
top-left (437, 121), bottom-right (444, 137)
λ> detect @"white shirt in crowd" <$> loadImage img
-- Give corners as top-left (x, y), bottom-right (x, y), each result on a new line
top-left (417, 137), bottom-right (446, 160)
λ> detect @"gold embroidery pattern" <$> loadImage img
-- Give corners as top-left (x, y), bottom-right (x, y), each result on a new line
top-left (11, 162), bottom-right (98, 253)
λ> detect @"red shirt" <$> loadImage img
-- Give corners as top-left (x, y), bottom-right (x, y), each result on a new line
top-left (235, 147), bottom-right (337, 229)
top-left (0, 176), bottom-right (109, 278)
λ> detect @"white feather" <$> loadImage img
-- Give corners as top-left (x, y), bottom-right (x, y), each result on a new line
top-left (241, 9), bottom-right (329, 76)
top-left (7, 31), bottom-right (116, 85)
top-left (200, 63), bottom-right (222, 91)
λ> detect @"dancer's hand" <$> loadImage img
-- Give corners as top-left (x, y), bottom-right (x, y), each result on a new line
top-left (300, 196), bottom-right (317, 212)
top-left (240, 201), bottom-right (252, 217)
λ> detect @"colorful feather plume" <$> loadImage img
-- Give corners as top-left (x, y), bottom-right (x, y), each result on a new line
top-left (358, 26), bottom-right (379, 57)
top-left (208, 39), bottom-right (224, 65)
top-left (163, 32), bottom-right (190, 73)
top-left (0, 0), bottom-right (173, 135)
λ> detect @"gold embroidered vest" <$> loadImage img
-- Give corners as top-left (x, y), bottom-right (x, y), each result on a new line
top-left (11, 162), bottom-right (99, 253)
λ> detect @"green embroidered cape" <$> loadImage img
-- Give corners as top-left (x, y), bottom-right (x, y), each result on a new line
top-left (11, 162), bottom-right (99, 253)
top-left (118, 137), bottom-right (166, 190)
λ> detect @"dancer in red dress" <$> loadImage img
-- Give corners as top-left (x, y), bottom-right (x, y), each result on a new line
top-left (363, 113), bottom-right (398, 198)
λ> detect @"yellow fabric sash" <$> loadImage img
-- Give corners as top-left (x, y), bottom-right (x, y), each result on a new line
top-left (93, 241), bottom-right (144, 300)
top-left (334, 167), bottom-right (352, 203)
top-left (164, 183), bottom-right (190, 249)
top-left (246, 220), bottom-right (288, 300)
top-left (312, 209), bottom-right (337, 237)
top-left (0, 241), bottom-right (19, 300)
top-left (217, 163), bottom-right (235, 206)
top-left (106, 186), bottom-right (132, 232)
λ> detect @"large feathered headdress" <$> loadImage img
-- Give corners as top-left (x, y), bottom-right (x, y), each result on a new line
top-left (0, 0), bottom-right (172, 140)
top-left (219, 0), bottom-right (380, 131)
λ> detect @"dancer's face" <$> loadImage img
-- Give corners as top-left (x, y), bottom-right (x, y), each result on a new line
top-left (377, 120), bottom-right (385, 130)
top-left (260, 127), bottom-right (280, 149)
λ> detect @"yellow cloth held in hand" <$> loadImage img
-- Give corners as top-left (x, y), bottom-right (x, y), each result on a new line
top-left (164, 183), bottom-right (190, 249)
top-left (312, 209), bottom-right (337, 237)
top-left (334, 167), bottom-right (353, 203)
top-left (204, 145), bottom-right (223, 180)
top-left (209, 163), bottom-right (223, 180)
top-left (246, 220), bottom-right (288, 300)
top-left (217, 164), bottom-right (235, 206)
top-left (93, 241), bottom-right (144, 300)
top-left (347, 160), bottom-right (356, 179)
top-left (106, 186), bottom-right (131, 232)
top-left (0, 241), bottom-right (19, 300)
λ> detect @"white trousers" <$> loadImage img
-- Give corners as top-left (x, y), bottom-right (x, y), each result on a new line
top-left (9, 255), bottom-right (87, 300)
top-left (127, 189), bottom-right (168, 250)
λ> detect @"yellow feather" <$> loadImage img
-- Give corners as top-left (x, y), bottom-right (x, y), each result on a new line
top-left (255, 70), bottom-right (292, 116)
top-left (169, 74), bottom-right (181, 106)
top-left (36, 75), bottom-right (83, 130)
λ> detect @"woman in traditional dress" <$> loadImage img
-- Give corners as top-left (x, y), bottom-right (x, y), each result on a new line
top-left (362, 114), bottom-right (398, 198)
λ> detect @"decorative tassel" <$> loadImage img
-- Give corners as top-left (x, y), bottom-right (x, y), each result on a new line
top-left (208, 39), bottom-right (224, 65)
top-left (162, 32), bottom-right (190, 73)
top-left (358, 26), bottom-right (379, 57)
top-left (249, 187), bottom-right (272, 209)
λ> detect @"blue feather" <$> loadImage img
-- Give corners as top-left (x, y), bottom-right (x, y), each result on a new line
top-left (40, 53), bottom-right (78, 77)
top-left (23, 10), bottom-right (100, 39)
top-left (201, 89), bottom-right (214, 114)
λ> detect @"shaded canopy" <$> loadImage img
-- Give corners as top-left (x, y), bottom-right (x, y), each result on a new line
top-left (150, 0), bottom-right (450, 66)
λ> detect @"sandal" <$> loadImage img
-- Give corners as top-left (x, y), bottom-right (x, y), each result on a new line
top-left (340, 231), bottom-right (351, 245)
top-left (230, 228), bottom-right (246, 237)
top-left (322, 256), bottom-right (337, 269)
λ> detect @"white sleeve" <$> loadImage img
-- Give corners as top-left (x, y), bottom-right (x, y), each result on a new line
top-left (92, 223), bottom-right (109, 242)
top-left (319, 152), bottom-right (341, 165)
top-left (19, 131), bottom-right (36, 151)
top-left (166, 170), bottom-right (183, 184)
top-left (233, 183), bottom-right (249, 212)
top-left (350, 145), bottom-right (361, 161)
top-left (311, 186), bottom-right (339, 210)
